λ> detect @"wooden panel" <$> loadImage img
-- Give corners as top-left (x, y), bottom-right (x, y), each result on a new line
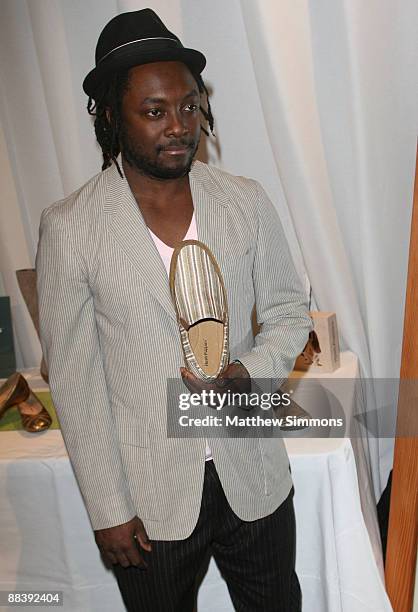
top-left (385, 142), bottom-right (418, 611)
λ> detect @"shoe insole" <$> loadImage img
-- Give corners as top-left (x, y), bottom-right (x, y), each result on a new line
top-left (188, 319), bottom-right (224, 377)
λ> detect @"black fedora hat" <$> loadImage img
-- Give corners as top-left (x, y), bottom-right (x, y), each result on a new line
top-left (83, 8), bottom-right (206, 98)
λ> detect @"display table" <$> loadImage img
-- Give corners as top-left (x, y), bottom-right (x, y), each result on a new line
top-left (0, 353), bottom-right (392, 611)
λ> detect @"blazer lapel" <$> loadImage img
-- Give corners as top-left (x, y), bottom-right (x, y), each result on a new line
top-left (104, 161), bottom-right (230, 322)
top-left (105, 164), bottom-right (177, 321)
top-left (189, 161), bottom-right (229, 264)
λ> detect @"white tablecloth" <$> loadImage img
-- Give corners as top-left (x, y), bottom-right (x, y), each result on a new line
top-left (0, 353), bottom-right (392, 611)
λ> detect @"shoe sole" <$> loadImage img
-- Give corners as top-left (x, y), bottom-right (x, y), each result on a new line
top-left (170, 240), bottom-right (229, 380)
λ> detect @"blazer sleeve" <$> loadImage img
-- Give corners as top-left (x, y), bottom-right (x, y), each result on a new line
top-left (36, 208), bottom-right (136, 530)
top-left (237, 181), bottom-right (313, 390)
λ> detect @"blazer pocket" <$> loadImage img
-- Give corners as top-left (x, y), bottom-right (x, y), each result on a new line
top-left (220, 252), bottom-right (253, 312)
top-left (116, 420), bottom-right (150, 448)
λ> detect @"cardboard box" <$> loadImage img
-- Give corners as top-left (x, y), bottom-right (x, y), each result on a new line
top-left (294, 311), bottom-right (340, 373)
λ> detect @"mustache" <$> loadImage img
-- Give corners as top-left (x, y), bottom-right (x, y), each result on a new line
top-left (157, 139), bottom-right (196, 152)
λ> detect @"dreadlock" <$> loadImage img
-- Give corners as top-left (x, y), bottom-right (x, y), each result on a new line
top-left (87, 68), bottom-right (215, 179)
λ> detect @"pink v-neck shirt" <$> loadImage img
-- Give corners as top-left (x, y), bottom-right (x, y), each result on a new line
top-left (148, 214), bottom-right (197, 273)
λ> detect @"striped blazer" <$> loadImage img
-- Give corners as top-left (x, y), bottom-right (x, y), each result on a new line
top-left (36, 160), bottom-right (312, 539)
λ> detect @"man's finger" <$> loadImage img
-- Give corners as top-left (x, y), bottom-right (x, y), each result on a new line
top-left (135, 525), bottom-right (152, 552)
top-left (180, 375), bottom-right (195, 393)
top-left (126, 544), bottom-right (148, 569)
top-left (215, 376), bottom-right (230, 387)
top-left (181, 368), bottom-right (201, 386)
top-left (103, 550), bottom-right (118, 566)
top-left (116, 551), bottom-right (132, 568)
top-left (181, 369), bottom-right (220, 394)
top-left (181, 372), bottom-right (205, 394)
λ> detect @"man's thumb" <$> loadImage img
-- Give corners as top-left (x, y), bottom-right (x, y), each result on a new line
top-left (135, 523), bottom-right (152, 551)
top-left (216, 376), bottom-right (229, 387)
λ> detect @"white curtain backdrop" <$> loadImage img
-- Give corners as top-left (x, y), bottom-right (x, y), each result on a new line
top-left (0, 0), bottom-right (417, 498)
top-left (239, 0), bottom-right (418, 497)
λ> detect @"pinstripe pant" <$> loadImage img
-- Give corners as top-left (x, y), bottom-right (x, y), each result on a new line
top-left (113, 460), bottom-right (301, 611)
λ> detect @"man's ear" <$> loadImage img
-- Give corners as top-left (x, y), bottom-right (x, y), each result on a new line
top-left (105, 108), bottom-right (111, 123)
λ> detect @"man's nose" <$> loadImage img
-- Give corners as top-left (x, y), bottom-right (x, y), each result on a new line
top-left (165, 110), bottom-right (188, 138)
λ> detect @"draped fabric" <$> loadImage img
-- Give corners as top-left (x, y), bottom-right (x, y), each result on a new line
top-left (238, 0), bottom-right (418, 496)
top-left (0, 0), bottom-right (417, 494)
top-left (0, 0), bottom-right (118, 366)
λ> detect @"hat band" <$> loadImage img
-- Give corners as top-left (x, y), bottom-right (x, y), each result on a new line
top-left (98, 37), bottom-right (181, 65)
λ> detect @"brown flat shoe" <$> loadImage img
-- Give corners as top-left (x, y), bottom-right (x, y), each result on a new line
top-left (17, 391), bottom-right (52, 432)
top-left (0, 372), bottom-right (52, 432)
top-left (0, 372), bottom-right (30, 419)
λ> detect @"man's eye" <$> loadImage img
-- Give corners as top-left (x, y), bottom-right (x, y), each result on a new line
top-left (146, 109), bottom-right (162, 117)
top-left (184, 104), bottom-right (199, 112)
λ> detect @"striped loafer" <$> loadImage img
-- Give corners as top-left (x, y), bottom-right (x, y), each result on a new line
top-left (169, 240), bottom-right (229, 381)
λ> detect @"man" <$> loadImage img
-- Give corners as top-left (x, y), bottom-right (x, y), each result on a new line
top-left (36, 8), bottom-right (312, 612)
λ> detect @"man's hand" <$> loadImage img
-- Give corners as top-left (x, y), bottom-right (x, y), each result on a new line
top-left (94, 516), bottom-right (152, 569)
top-left (181, 361), bottom-right (251, 405)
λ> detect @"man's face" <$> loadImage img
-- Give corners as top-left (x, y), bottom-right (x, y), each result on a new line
top-left (118, 61), bottom-right (201, 179)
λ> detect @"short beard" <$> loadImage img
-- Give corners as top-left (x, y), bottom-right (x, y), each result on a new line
top-left (119, 124), bottom-right (199, 180)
